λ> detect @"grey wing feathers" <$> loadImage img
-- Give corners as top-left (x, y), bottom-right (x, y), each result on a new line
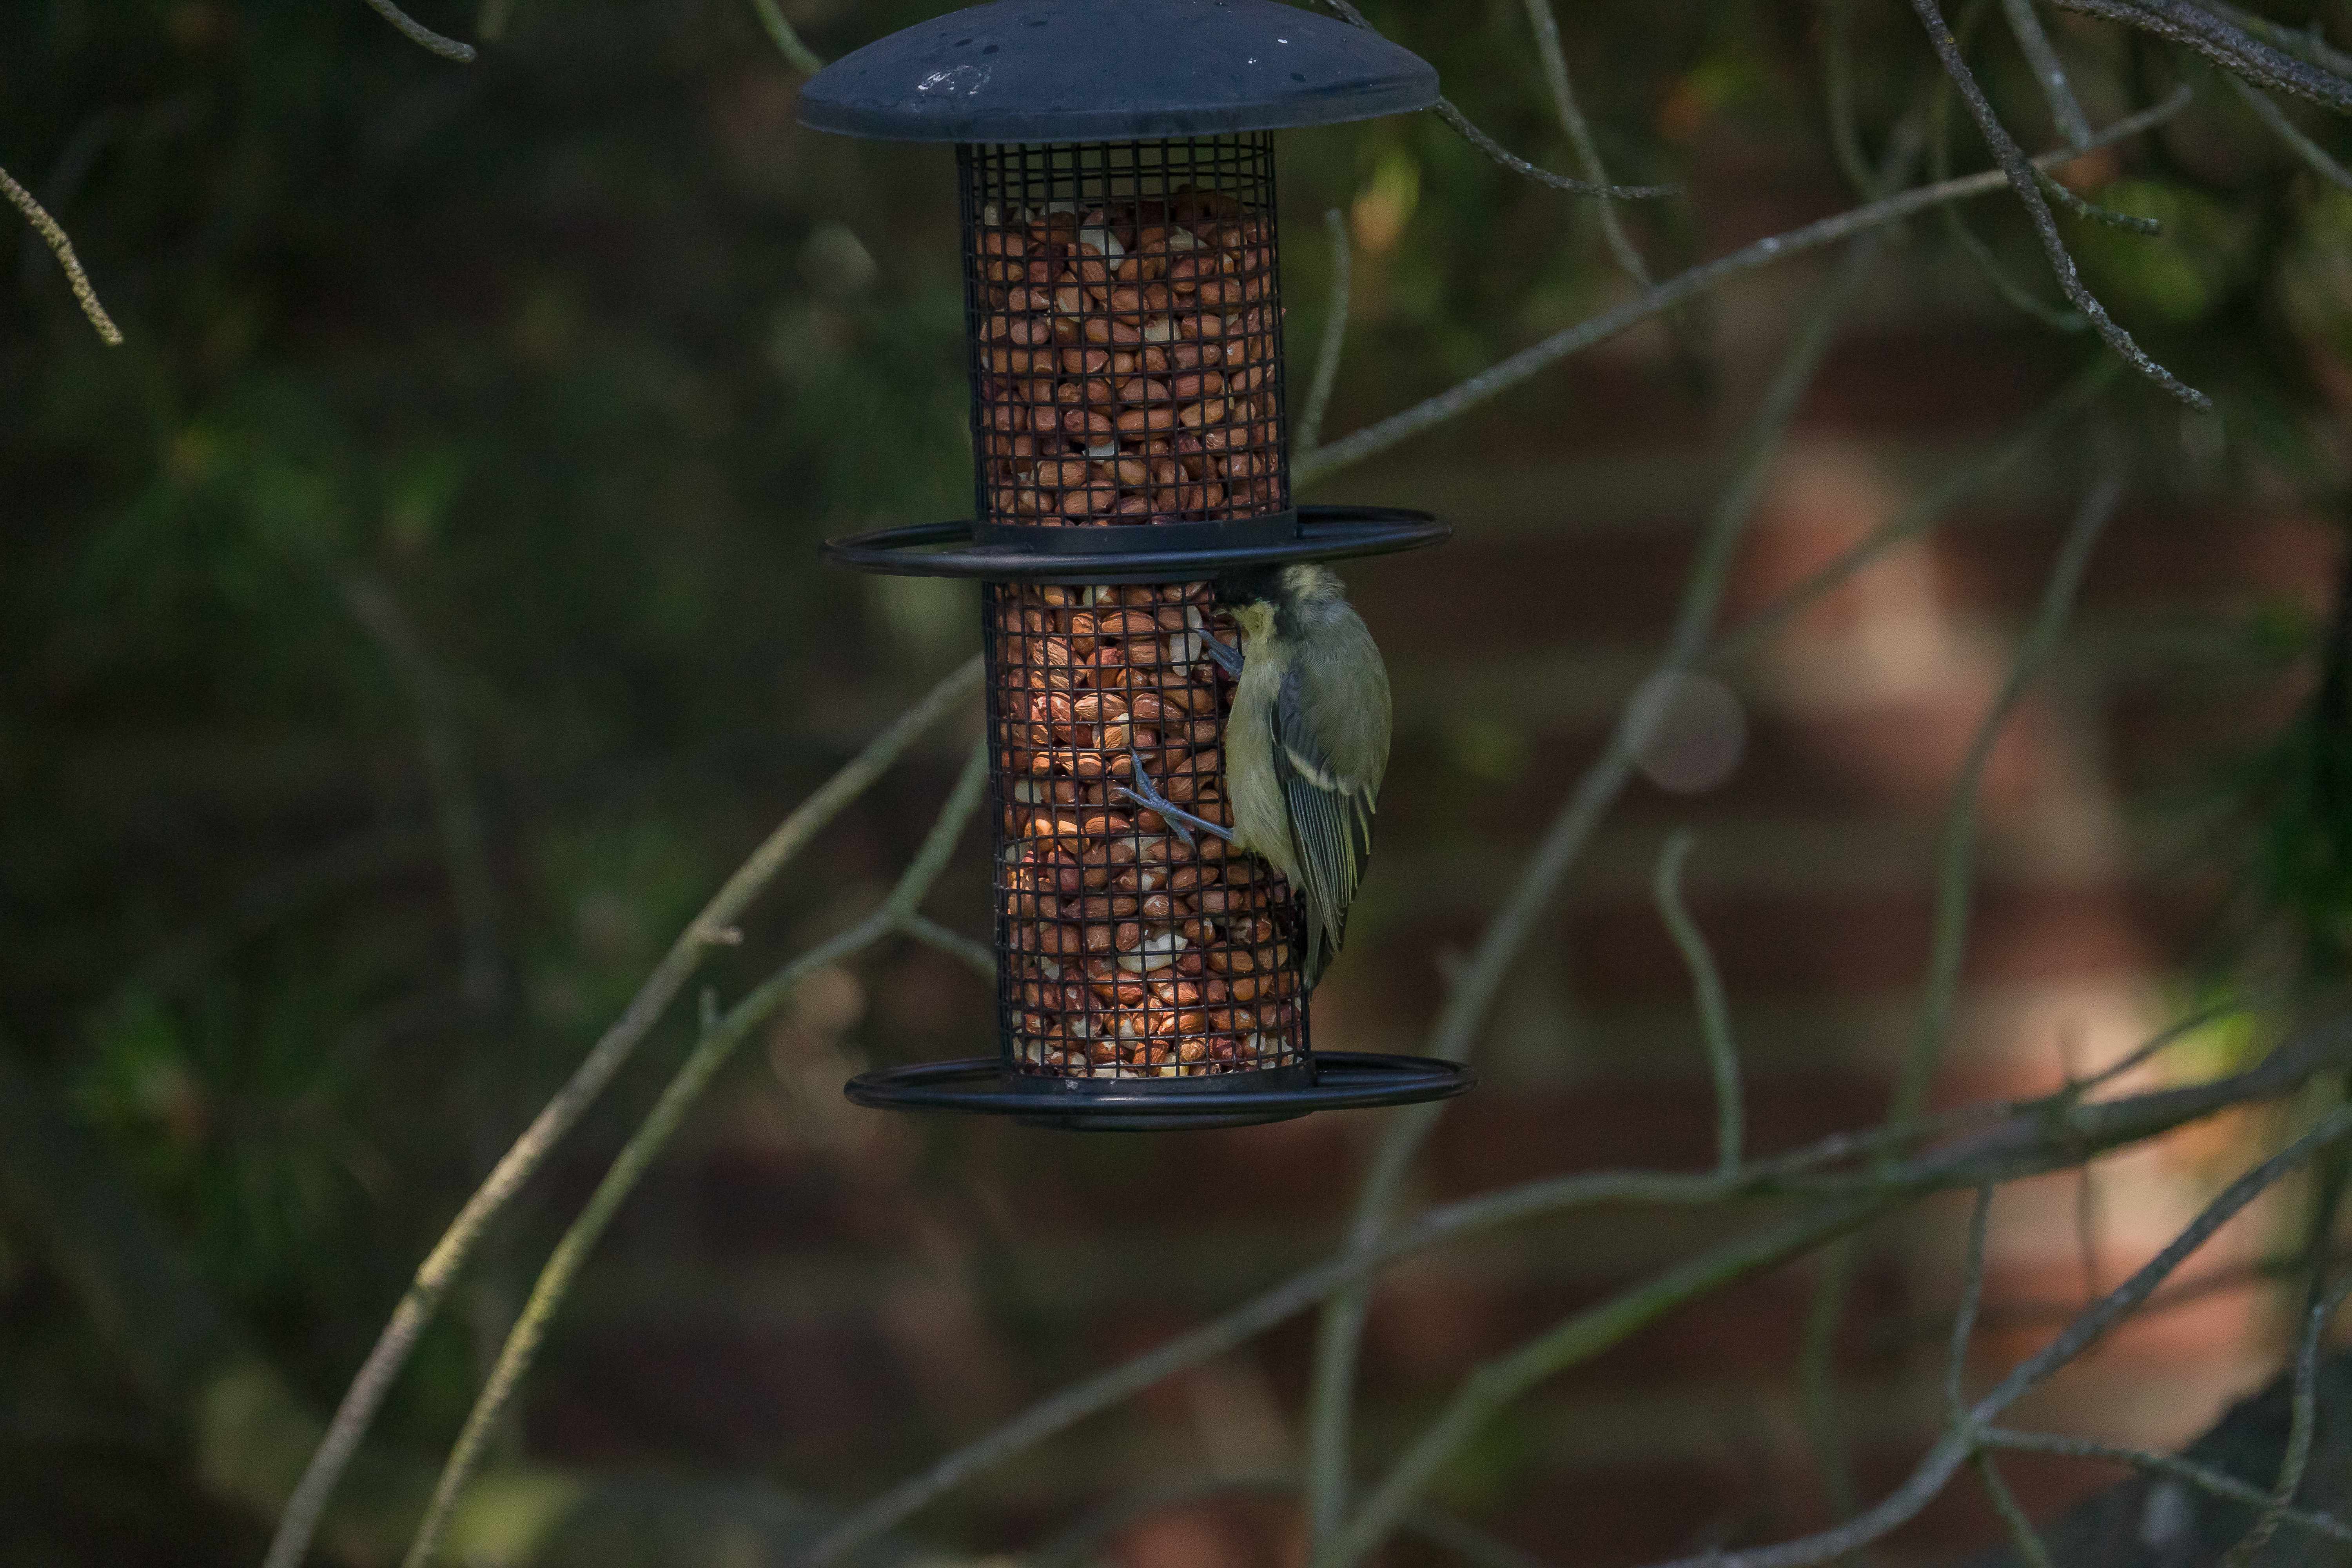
top-left (1270, 664), bottom-right (1379, 988)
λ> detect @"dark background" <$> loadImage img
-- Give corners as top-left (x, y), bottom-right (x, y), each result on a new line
top-left (5, 0), bottom-right (2351, 1564)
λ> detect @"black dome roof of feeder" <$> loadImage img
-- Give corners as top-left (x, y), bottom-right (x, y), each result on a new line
top-left (796, 0), bottom-right (1441, 142)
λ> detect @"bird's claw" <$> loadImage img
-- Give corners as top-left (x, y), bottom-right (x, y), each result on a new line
top-left (1118, 749), bottom-right (1195, 848)
top-left (1203, 632), bottom-right (1244, 680)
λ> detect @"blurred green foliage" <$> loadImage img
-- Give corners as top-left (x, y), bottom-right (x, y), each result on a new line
top-left (6, 0), bottom-right (2352, 1562)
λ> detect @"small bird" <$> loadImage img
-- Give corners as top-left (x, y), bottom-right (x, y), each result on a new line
top-left (1118, 563), bottom-right (1392, 989)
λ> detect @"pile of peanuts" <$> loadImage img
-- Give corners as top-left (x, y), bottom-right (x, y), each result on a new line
top-left (971, 185), bottom-right (1285, 526)
top-left (995, 579), bottom-right (1305, 1077)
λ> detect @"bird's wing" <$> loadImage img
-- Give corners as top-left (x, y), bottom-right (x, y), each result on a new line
top-left (1269, 664), bottom-right (1378, 975)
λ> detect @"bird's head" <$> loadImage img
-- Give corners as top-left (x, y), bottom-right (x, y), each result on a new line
top-left (1214, 563), bottom-right (1345, 644)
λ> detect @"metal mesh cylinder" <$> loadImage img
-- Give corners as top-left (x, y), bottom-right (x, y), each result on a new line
top-left (987, 580), bottom-right (1308, 1078)
top-left (963, 137), bottom-right (1308, 1083)
top-left (959, 136), bottom-right (1290, 529)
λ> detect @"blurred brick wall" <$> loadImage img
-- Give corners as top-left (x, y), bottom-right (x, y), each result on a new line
top-left (526, 225), bottom-right (2340, 1564)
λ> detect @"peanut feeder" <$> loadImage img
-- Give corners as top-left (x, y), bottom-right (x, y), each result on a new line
top-left (805, 0), bottom-right (1471, 1129)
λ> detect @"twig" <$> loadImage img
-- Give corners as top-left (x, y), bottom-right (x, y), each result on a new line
top-left (1312, 0), bottom-right (1677, 200)
top-left (2197, 0), bottom-right (2352, 78)
top-left (1712, 364), bottom-right (2114, 664)
top-left (1304, 179), bottom-right (1904, 1553)
top-left (341, 576), bottom-right (504, 1016)
top-left (1897, 470), bottom-right (2124, 1131)
top-left (1653, 833), bottom-right (1743, 1176)
top-left (748, 0), bottom-right (826, 74)
top-left (2004, 0), bottom-right (2098, 149)
top-left (1947, 1189), bottom-right (2055, 1568)
top-left (1909, 0), bottom-right (2210, 409)
top-left (360, 0), bottom-right (479, 62)
top-left (2227, 69), bottom-right (2352, 189)
top-left (2034, 169), bottom-right (2164, 230)
top-left (1970, 1452), bottom-right (2056, 1568)
top-left (1520, 0), bottom-right (1657, 285)
top-left (1616, 1106), bottom-right (2352, 1568)
top-left (1824, 0), bottom-right (1877, 194)
top-left (793, 1019), bottom-right (2352, 1566)
top-left (1430, 100), bottom-right (1683, 200)
top-left (899, 911), bottom-right (995, 983)
top-left (1980, 1426), bottom-right (2352, 1543)
top-left (2047, 0), bottom-right (2352, 111)
top-left (1310, 1197), bottom-right (1900, 1568)
top-left (2216, 1269), bottom-right (2352, 1566)
top-left (1020, 1473), bottom-right (1557, 1568)
top-left (1947, 1188), bottom-right (1994, 1420)
top-left (1295, 89), bottom-right (2194, 487)
top-left (261, 655), bottom-right (980, 1568)
top-left (1804, 469), bottom-right (2122, 1528)
top-left (402, 742), bottom-right (991, 1567)
top-left (1297, 210), bottom-right (1351, 456)
top-left (0, 161), bottom-right (120, 345)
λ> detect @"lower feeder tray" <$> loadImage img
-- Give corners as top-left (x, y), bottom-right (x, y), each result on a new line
top-left (844, 1052), bottom-right (1474, 1131)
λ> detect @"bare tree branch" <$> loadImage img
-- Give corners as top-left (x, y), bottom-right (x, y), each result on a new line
top-left (402, 742), bottom-right (992, 1567)
top-left (360, 0), bottom-right (478, 62)
top-left (1297, 209), bottom-right (1351, 456)
top-left (1654, 833), bottom-right (1743, 1176)
top-left (748, 0), bottom-right (826, 74)
top-left (1980, 1426), bottom-right (2352, 1544)
top-left (2049, 0), bottom-right (2352, 111)
top-left (261, 656), bottom-right (981, 1568)
top-left (1296, 89), bottom-right (2193, 486)
top-left (1, 160), bottom-right (120, 345)
top-left (2004, 0), bottom-right (2098, 149)
top-left (2227, 69), bottom-right (2352, 188)
top-left (1909, 0), bottom-right (2210, 408)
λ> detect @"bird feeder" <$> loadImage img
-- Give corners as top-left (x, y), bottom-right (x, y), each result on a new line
top-left (806, 0), bottom-right (1471, 1128)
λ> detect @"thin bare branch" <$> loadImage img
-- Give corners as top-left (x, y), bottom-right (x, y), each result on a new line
top-left (2218, 1269), bottom-right (2352, 1566)
top-left (1806, 469), bottom-right (2120, 1524)
top-left (1909, 0), bottom-right (2209, 408)
top-left (795, 1017), bottom-right (2352, 1567)
top-left (2227, 69), bottom-right (2352, 188)
top-left (262, 655), bottom-right (981, 1568)
top-left (1895, 470), bottom-right (2123, 1130)
top-left (1312, 0), bottom-right (1677, 200)
top-left (2048, 0), bottom-right (2352, 111)
top-left (1824, 0), bottom-right (1877, 193)
top-left (899, 911), bottom-right (995, 983)
top-left (2198, 0), bottom-right (2352, 77)
top-left (1297, 209), bottom-right (1351, 456)
top-left (1306, 185), bottom-right (1904, 1553)
top-left (748, 0), bottom-right (826, 74)
top-left (1981, 1426), bottom-right (2352, 1543)
top-left (1521, 0), bottom-right (1657, 284)
top-left (1620, 1106), bottom-right (2352, 1568)
top-left (1947, 1189), bottom-right (2054, 1568)
top-left (1654, 833), bottom-right (1743, 1176)
top-left (0, 161), bottom-right (120, 345)
top-left (2004, 0), bottom-right (2097, 148)
top-left (341, 575), bottom-right (503, 1016)
top-left (1296, 89), bottom-right (2193, 487)
top-left (360, 0), bottom-right (479, 62)
top-left (403, 742), bottom-right (991, 1567)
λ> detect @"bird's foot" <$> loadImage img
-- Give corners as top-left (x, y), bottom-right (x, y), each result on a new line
top-left (1202, 632), bottom-right (1244, 680)
top-left (1114, 749), bottom-right (1235, 848)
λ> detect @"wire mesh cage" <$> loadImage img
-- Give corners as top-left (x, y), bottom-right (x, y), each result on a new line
top-left (989, 578), bottom-right (1308, 1081)
top-left (962, 137), bottom-right (1289, 532)
top-left (802, 0), bottom-right (1471, 1125)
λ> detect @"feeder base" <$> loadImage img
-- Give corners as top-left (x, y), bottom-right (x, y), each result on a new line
top-left (843, 1052), bottom-right (1473, 1131)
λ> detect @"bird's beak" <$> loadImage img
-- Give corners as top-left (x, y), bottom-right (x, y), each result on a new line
top-left (1203, 630), bottom-right (1245, 679)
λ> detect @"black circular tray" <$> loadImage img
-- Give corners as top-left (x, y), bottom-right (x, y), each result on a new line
top-left (820, 505), bottom-right (1448, 584)
top-left (844, 1051), bottom-right (1474, 1131)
